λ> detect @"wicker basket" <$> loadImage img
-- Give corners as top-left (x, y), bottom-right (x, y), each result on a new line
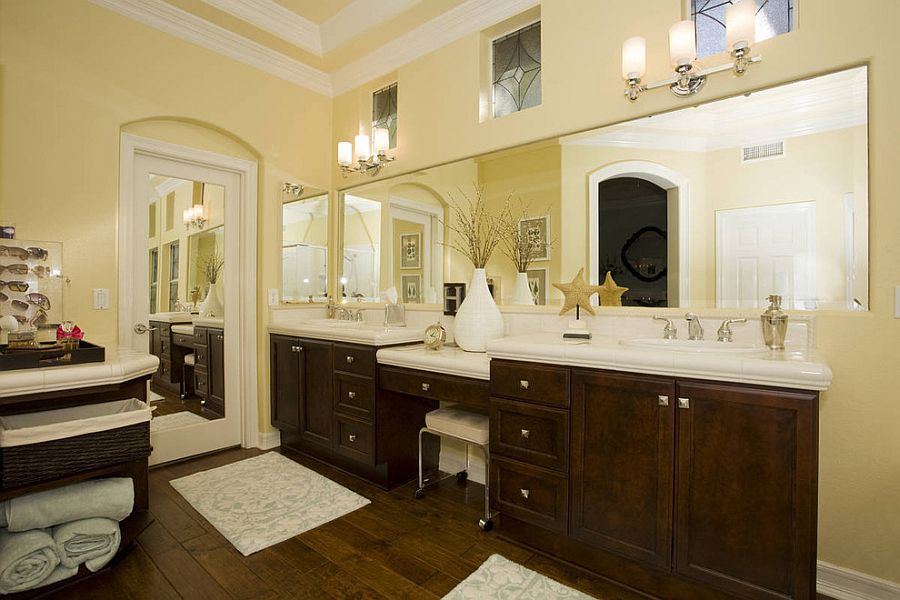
top-left (0, 399), bottom-right (152, 489)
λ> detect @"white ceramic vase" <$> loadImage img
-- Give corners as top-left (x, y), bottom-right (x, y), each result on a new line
top-left (199, 282), bottom-right (224, 318)
top-left (454, 268), bottom-right (504, 352)
top-left (510, 272), bottom-right (536, 306)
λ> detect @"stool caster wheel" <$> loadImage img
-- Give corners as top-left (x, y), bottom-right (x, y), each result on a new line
top-left (478, 518), bottom-right (493, 532)
top-left (415, 488), bottom-right (425, 500)
top-left (456, 471), bottom-right (468, 483)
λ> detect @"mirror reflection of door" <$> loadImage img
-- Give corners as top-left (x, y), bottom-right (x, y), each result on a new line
top-left (146, 175), bottom-right (226, 428)
top-left (282, 193), bottom-right (328, 302)
top-left (342, 195), bottom-right (381, 300)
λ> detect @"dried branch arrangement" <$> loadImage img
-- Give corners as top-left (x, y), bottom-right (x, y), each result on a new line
top-left (502, 204), bottom-right (556, 273)
top-left (198, 250), bottom-right (225, 284)
top-left (443, 187), bottom-right (514, 269)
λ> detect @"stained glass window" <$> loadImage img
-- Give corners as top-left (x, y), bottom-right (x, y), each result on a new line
top-left (492, 21), bottom-right (541, 118)
top-left (691, 0), bottom-right (794, 59)
top-left (372, 83), bottom-right (398, 149)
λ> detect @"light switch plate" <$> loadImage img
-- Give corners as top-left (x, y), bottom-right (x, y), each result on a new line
top-left (92, 288), bottom-right (109, 310)
top-left (267, 288), bottom-right (279, 306)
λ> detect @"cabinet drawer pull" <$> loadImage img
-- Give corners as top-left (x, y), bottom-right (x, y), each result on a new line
top-left (217, 334), bottom-right (224, 341)
top-left (519, 380), bottom-right (530, 390)
top-left (520, 429), bottom-right (530, 439)
top-left (421, 382), bottom-right (430, 392)
top-left (348, 391), bottom-right (356, 399)
top-left (520, 488), bottom-right (530, 499)
top-left (291, 345), bottom-right (303, 353)
top-left (678, 397), bottom-right (690, 409)
top-left (346, 355), bottom-right (355, 364)
top-left (348, 433), bottom-right (357, 443)
top-left (658, 395), bottom-right (669, 406)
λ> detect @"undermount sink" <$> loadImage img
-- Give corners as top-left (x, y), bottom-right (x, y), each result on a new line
top-left (621, 338), bottom-right (765, 354)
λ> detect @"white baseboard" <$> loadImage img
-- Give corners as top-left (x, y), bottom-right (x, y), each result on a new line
top-left (257, 429), bottom-right (281, 450)
top-left (818, 561), bottom-right (900, 600)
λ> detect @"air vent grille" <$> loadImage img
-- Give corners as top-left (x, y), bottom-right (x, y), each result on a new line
top-left (742, 141), bottom-right (785, 162)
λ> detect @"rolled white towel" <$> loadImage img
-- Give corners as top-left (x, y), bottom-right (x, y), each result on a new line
top-left (4, 478), bottom-right (133, 532)
top-left (0, 528), bottom-right (63, 594)
top-left (53, 518), bottom-right (121, 572)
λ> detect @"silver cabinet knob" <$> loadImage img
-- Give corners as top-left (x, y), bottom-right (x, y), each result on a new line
top-left (519, 380), bottom-right (530, 390)
top-left (520, 488), bottom-right (530, 499)
top-left (348, 433), bottom-right (357, 443)
top-left (658, 395), bottom-right (669, 406)
top-left (678, 397), bottom-right (690, 409)
top-left (291, 345), bottom-right (303, 353)
top-left (348, 391), bottom-right (356, 399)
top-left (421, 382), bottom-right (430, 391)
top-left (217, 334), bottom-right (224, 341)
top-left (520, 429), bottom-right (530, 439)
top-left (346, 355), bottom-right (355, 364)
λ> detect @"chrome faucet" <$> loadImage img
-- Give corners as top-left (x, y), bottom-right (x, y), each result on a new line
top-left (652, 316), bottom-right (678, 339)
top-left (684, 313), bottom-right (704, 340)
top-left (333, 305), bottom-right (352, 320)
top-left (716, 318), bottom-right (747, 342)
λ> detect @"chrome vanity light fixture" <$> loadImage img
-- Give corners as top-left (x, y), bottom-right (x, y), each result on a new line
top-left (182, 204), bottom-right (207, 230)
top-left (337, 127), bottom-right (395, 177)
top-left (622, 0), bottom-right (761, 102)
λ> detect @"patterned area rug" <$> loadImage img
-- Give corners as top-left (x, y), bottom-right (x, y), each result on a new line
top-left (445, 554), bottom-right (594, 599)
top-left (170, 452), bottom-right (370, 556)
top-left (148, 390), bottom-right (165, 402)
top-left (150, 411), bottom-right (208, 433)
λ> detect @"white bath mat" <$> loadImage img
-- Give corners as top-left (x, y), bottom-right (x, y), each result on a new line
top-left (150, 411), bottom-right (207, 433)
top-left (444, 554), bottom-right (594, 599)
top-left (170, 452), bottom-right (370, 556)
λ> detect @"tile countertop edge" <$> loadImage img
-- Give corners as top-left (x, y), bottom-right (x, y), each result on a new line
top-left (0, 352), bottom-right (159, 398)
top-left (376, 345), bottom-right (491, 381)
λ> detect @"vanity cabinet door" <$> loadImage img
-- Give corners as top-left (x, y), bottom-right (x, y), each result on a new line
top-left (205, 328), bottom-right (225, 417)
top-left (270, 335), bottom-right (301, 431)
top-left (673, 381), bottom-right (817, 600)
top-left (297, 338), bottom-right (334, 447)
top-left (569, 370), bottom-right (675, 571)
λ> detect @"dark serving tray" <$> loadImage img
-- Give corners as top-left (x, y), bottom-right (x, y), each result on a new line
top-left (0, 341), bottom-right (105, 371)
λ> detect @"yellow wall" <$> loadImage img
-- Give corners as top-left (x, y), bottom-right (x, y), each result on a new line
top-left (331, 0), bottom-right (900, 582)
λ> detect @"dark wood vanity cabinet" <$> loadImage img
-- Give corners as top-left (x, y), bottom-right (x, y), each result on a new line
top-left (193, 326), bottom-right (225, 418)
top-left (269, 335), bottom-right (333, 447)
top-left (491, 360), bottom-right (819, 600)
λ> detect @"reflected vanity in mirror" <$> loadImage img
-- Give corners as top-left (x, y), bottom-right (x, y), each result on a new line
top-left (282, 187), bottom-right (328, 302)
top-left (338, 66), bottom-right (868, 311)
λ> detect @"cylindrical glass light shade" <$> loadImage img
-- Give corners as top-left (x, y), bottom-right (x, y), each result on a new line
top-left (373, 127), bottom-right (390, 154)
top-left (183, 208), bottom-right (192, 225)
top-left (726, 0), bottom-right (756, 50)
top-left (354, 134), bottom-right (370, 161)
top-left (621, 36), bottom-right (646, 79)
top-left (669, 20), bottom-right (696, 68)
top-left (337, 141), bottom-right (353, 166)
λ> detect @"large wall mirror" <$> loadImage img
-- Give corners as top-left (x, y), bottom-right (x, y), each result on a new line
top-left (338, 66), bottom-right (868, 311)
top-left (282, 188), bottom-right (328, 302)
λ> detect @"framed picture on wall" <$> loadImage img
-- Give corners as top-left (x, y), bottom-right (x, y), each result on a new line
top-left (400, 232), bottom-right (421, 269)
top-left (526, 268), bottom-right (547, 305)
top-left (401, 274), bottom-right (421, 303)
top-left (519, 215), bottom-right (550, 261)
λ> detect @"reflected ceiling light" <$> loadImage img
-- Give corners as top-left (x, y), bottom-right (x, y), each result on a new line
top-left (337, 127), bottom-right (394, 176)
top-left (622, 0), bottom-right (761, 102)
top-left (183, 204), bottom-right (206, 230)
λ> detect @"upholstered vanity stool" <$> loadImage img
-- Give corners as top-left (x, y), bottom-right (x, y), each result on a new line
top-left (416, 406), bottom-right (493, 530)
top-left (180, 353), bottom-right (195, 400)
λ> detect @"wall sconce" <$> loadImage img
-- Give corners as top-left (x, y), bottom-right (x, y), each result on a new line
top-left (337, 127), bottom-right (394, 176)
top-left (622, 0), bottom-right (761, 102)
top-left (183, 204), bottom-right (206, 230)
top-left (282, 182), bottom-right (304, 200)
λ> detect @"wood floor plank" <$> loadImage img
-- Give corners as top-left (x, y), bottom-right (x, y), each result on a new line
top-left (137, 520), bottom-right (230, 600)
top-left (421, 570), bottom-right (461, 597)
top-left (146, 477), bottom-right (209, 543)
top-left (303, 561), bottom-right (388, 600)
top-left (192, 546), bottom-right (274, 600)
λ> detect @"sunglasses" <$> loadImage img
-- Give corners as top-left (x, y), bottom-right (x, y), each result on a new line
top-left (0, 246), bottom-right (48, 261)
top-left (0, 280), bottom-right (28, 292)
top-left (0, 263), bottom-right (29, 275)
top-left (26, 292), bottom-right (50, 310)
top-left (10, 299), bottom-right (29, 311)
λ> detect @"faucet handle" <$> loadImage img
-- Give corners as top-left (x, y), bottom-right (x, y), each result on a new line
top-left (716, 318), bottom-right (747, 342)
top-left (653, 315), bottom-right (677, 340)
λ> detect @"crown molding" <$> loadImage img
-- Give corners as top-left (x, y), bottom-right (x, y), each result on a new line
top-left (90, 0), bottom-right (332, 96)
top-left (331, 0), bottom-right (540, 95)
top-left (320, 0), bottom-right (421, 54)
top-left (201, 0), bottom-right (322, 56)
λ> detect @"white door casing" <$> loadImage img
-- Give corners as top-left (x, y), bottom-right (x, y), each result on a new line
top-left (387, 198), bottom-right (444, 300)
top-left (119, 133), bottom-right (258, 462)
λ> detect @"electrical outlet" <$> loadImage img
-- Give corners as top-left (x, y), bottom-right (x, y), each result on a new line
top-left (93, 288), bottom-right (109, 310)
top-left (267, 288), bottom-right (279, 306)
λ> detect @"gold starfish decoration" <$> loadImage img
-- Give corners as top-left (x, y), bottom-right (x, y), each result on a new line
top-left (598, 271), bottom-right (629, 307)
top-left (553, 268), bottom-right (603, 316)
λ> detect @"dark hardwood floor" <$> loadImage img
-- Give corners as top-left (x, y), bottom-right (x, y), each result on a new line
top-left (51, 447), bottom-right (837, 600)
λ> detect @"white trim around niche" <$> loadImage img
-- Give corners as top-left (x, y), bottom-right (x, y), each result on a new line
top-left (588, 161), bottom-right (691, 307)
top-left (118, 133), bottom-right (259, 451)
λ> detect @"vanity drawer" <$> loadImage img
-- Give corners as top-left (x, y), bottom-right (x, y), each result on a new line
top-left (194, 367), bottom-right (209, 396)
top-left (158, 337), bottom-right (171, 359)
top-left (334, 373), bottom-right (376, 419)
top-left (333, 414), bottom-right (375, 465)
top-left (193, 345), bottom-right (208, 367)
top-left (491, 457), bottom-right (568, 534)
top-left (379, 366), bottom-right (489, 409)
top-left (156, 358), bottom-right (172, 380)
top-left (490, 398), bottom-right (569, 471)
top-left (172, 332), bottom-right (194, 348)
top-left (490, 360), bottom-right (570, 407)
top-left (193, 327), bottom-right (208, 346)
top-left (334, 344), bottom-right (375, 378)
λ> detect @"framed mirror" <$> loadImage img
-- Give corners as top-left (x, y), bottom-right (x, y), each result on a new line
top-left (281, 188), bottom-right (328, 303)
top-left (336, 66), bottom-right (868, 311)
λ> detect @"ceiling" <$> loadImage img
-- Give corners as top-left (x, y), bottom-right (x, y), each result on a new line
top-left (90, 0), bottom-right (539, 96)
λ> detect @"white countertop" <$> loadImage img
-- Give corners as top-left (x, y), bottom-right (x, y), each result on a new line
top-left (0, 347), bottom-right (159, 398)
top-left (486, 333), bottom-right (832, 391)
top-left (268, 319), bottom-right (426, 346)
top-left (193, 317), bottom-right (224, 328)
top-left (376, 344), bottom-right (491, 380)
top-left (149, 312), bottom-right (193, 324)
top-left (171, 324), bottom-right (193, 335)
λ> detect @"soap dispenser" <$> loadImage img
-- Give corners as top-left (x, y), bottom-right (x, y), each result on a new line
top-left (761, 294), bottom-right (788, 350)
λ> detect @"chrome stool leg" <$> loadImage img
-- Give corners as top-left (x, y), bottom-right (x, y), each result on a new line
top-left (415, 427), bottom-right (426, 499)
top-left (478, 443), bottom-right (493, 531)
